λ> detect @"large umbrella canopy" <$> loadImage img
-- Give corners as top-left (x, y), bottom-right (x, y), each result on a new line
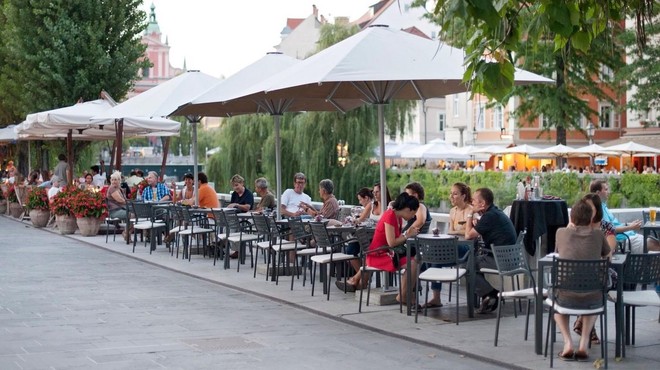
top-left (496, 144), bottom-right (541, 155)
top-left (0, 125), bottom-right (18, 143)
top-left (568, 143), bottom-right (619, 158)
top-left (174, 52), bottom-right (363, 214)
top-left (375, 141), bottom-right (420, 158)
top-left (468, 145), bottom-right (509, 155)
top-left (176, 25), bottom-right (552, 211)
top-left (93, 71), bottom-right (221, 205)
top-left (529, 144), bottom-right (577, 158)
top-left (21, 99), bottom-right (180, 135)
top-left (400, 138), bottom-right (468, 160)
top-left (605, 141), bottom-right (660, 156)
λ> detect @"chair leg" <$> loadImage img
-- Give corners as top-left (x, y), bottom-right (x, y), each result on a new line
top-left (311, 262), bottom-right (317, 297)
top-left (494, 293), bottom-right (502, 346)
top-left (524, 299), bottom-right (531, 341)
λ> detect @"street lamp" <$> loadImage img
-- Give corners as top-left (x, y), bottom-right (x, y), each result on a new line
top-left (586, 122), bottom-right (595, 145)
top-left (336, 140), bottom-right (349, 167)
top-left (472, 127), bottom-right (478, 144)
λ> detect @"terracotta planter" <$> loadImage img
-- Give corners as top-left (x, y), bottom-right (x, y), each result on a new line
top-left (29, 209), bottom-right (50, 228)
top-left (0, 201), bottom-right (6, 215)
top-left (8, 202), bottom-right (23, 218)
top-left (77, 216), bottom-right (101, 236)
top-left (55, 214), bottom-right (77, 235)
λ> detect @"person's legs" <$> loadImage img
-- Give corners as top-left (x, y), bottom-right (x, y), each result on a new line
top-left (577, 314), bottom-right (598, 354)
top-left (629, 234), bottom-right (644, 254)
top-left (554, 313), bottom-right (574, 355)
top-left (648, 237), bottom-right (660, 252)
top-left (398, 259), bottom-right (418, 305)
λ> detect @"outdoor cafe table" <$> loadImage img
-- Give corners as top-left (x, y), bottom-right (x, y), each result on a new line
top-left (408, 234), bottom-right (476, 318)
top-left (510, 200), bottom-right (569, 256)
top-left (642, 221), bottom-right (659, 253)
top-left (534, 253), bottom-right (627, 357)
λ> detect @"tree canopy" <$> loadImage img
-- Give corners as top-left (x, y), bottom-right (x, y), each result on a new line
top-left (0, 0), bottom-right (149, 123)
top-left (420, 0), bottom-right (657, 102)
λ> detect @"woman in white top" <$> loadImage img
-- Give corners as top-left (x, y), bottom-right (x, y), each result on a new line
top-left (370, 183), bottom-right (391, 221)
top-left (355, 187), bottom-right (374, 224)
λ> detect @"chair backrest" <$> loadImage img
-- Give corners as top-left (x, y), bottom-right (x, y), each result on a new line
top-left (641, 211), bottom-right (650, 224)
top-left (288, 217), bottom-right (311, 241)
top-left (414, 236), bottom-right (459, 265)
top-left (356, 227), bottom-right (375, 254)
top-left (252, 213), bottom-right (270, 238)
top-left (222, 209), bottom-right (242, 234)
top-left (550, 258), bottom-right (609, 295)
top-left (132, 202), bottom-right (152, 220)
top-left (419, 218), bottom-right (432, 234)
top-left (337, 207), bottom-right (352, 222)
top-left (309, 221), bottom-right (333, 251)
top-left (621, 253), bottom-right (660, 286)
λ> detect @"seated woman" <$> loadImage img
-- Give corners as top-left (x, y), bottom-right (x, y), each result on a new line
top-left (554, 199), bottom-right (610, 362)
top-left (106, 171), bottom-right (129, 241)
top-left (423, 182), bottom-right (473, 308)
top-left (355, 187), bottom-right (374, 224)
top-left (179, 173), bottom-right (194, 202)
top-left (370, 182), bottom-right (391, 221)
top-left (572, 193), bottom-right (616, 345)
top-left (343, 192), bottom-right (420, 305)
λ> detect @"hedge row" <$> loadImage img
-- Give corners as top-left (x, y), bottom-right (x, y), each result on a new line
top-left (387, 170), bottom-right (660, 211)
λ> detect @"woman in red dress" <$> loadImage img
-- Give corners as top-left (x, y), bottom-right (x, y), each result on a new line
top-left (350, 192), bottom-right (420, 305)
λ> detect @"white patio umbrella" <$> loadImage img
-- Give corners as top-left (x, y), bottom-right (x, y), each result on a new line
top-left (569, 143), bottom-right (619, 158)
top-left (174, 52), bottom-right (363, 215)
top-left (93, 71), bottom-right (221, 205)
top-left (17, 99), bottom-right (180, 184)
top-left (176, 25), bottom-right (552, 211)
top-left (400, 138), bottom-right (468, 160)
top-left (494, 144), bottom-right (541, 170)
top-left (0, 125), bottom-right (18, 143)
top-left (529, 144), bottom-right (577, 158)
top-left (605, 140), bottom-right (660, 169)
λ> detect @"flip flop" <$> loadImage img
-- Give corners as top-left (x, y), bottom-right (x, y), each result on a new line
top-left (575, 350), bottom-right (589, 362)
top-left (558, 350), bottom-right (576, 361)
top-left (422, 302), bottom-right (443, 309)
top-left (335, 280), bottom-right (357, 292)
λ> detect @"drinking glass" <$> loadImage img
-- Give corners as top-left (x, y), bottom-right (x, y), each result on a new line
top-left (650, 207), bottom-right (657, 224)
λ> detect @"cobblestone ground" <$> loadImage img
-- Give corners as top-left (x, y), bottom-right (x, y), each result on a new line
top-left (0, 218), bottom-right (509, 370)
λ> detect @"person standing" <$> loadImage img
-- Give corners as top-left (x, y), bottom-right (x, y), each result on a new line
top-left (465, 187), bottom-right (517, 313)
top-left (280, 172), bottom-right (311, 218)
top-left (227, 174), bottom-right (254, 212)
top-left (53, 154), bottom-right (69, 185)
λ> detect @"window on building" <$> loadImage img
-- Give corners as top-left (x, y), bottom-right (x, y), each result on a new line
top-left (600, 64), bottom-right (614, 81)
top-left (476, 104), bottom-right (485, 129)
top-left (493, 106), bottom-right (503, 130)
top-left (599, 104), bottom-right (613, 128)
top-left (453, 95), bottom-right (459, 117)
top-left (142, 67), bottom-right (149, 78)
top-left (438, 113), bottom-right (445, 132)
top-left (539, 114), bottom-right (552, 128)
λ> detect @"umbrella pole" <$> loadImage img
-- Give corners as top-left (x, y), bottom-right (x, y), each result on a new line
top-left (377, 104), bottom-right (387, 212)
top-left (192, 119), bottom-right (199, 206)
top-left (274, 114), bottom-right (282, 220)
top-left (67, 130), bottom-right (73, 185)
top-left (115, 119), bottom-right (123, 173)
top-left (160, 137), bottom-right (170, 184)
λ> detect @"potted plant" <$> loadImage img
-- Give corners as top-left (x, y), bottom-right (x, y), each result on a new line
top-left (71, 189), bottom-right (108, 236)
top-left (50, 185), bottom-right (80, 234)
top-left (26, 187), bottom-right (50, 227)
top-left (0, 185), bottom-right (6, 214)
top-left (6, 185), bottom-right (23, 218)
top-left (129, 179), bottom-right (148, 200)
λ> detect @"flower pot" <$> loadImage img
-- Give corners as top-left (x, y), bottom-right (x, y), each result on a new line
top-left (29, 209), bottom-right (50, 228)
top-left (55, 214), bottom-right (77, 235)
top-left (9, 202), bottom-right (23, 218)
top-left (77, 216), bottom-right (101, 236)
top-left (0, 201), bottom-right (6, 215)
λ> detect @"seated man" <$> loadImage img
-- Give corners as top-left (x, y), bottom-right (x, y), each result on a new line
top-left (141, 171), bottom-right (171, 202)
top-left (227, 174), bottom-right (254, 212)
top-left (465, 187), bottom-right (517, 313)
top-left (280, 172), bottom-right (311, 218)
top-left (254, 177), bottom-right (276, 212)
top-left (591, 180), bottom-right (659, 253)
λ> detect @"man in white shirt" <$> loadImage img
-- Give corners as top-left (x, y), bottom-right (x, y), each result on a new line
top-left (91, 163), bottom-right (106, 187)
top-left (280, 172), bottom-right (312, 218)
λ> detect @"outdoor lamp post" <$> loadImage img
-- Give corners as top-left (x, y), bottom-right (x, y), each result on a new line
top-left (472, 127), bottom-right (478, 144)
top-left (586, 122), bottom-right (595, 145)
top-left (336, 140), bottom-right (349, 167)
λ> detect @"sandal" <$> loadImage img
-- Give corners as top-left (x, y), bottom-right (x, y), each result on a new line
top-left (590, 328), bottom-right (600, 344)
top-left (575, 350), bottom-right (589, 362)
top-left (558, 349), bottom-right (575, 361)
top-left (573, 319), bottom-right (583, 336)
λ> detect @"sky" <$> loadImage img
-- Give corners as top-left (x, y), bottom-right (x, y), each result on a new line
top-left (140, 0), bottom-right (378, 78)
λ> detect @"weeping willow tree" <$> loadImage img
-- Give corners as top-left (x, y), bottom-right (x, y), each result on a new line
top-left (206, 22), bottom-right (416, 200)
